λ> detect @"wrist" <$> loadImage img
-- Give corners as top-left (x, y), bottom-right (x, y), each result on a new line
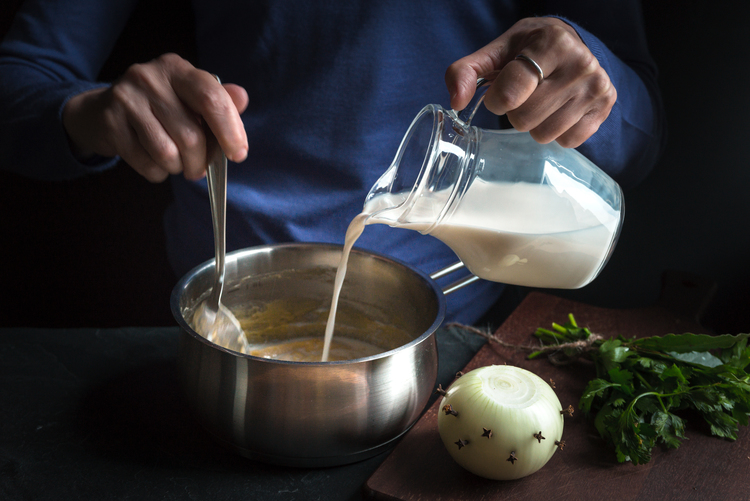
top-left (62, 86), bottom-right (112, 161)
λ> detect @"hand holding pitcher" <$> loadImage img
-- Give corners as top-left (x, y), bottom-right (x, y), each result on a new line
top-left (445, 17), bottom-right (617, 148)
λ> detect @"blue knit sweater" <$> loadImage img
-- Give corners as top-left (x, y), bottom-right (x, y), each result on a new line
top-left (0, 0), bottom-right (664, 323)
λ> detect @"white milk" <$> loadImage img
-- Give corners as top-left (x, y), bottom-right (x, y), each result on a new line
top-left (365, 180), bottom-right (619, 289)
top-left (321, 213), bottom-right (368, 361)
top-left (321, 180), bottom-right (619, 360)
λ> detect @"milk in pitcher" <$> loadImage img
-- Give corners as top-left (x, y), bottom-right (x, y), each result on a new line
top-left (363, 179), bottom-right (620, 289)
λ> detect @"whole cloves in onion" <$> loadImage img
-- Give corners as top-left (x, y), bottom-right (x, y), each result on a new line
top-left (437, 365), bottom-right (564, 480)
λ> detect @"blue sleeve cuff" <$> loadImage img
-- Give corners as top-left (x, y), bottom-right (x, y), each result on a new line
top-left (0, 75), bottom-right (120, 180)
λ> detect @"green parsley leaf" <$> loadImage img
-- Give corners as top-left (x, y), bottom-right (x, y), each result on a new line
top-left (533, 315), bottom-right (750, 465)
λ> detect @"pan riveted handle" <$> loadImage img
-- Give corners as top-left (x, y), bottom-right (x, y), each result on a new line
top-left (429, 261), bottom-right (480, 295)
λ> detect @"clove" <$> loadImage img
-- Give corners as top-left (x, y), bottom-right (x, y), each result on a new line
top-left (442, 404), bottom-right (458, 417)
top-left (555, 440), bottom-right (566, 450)
top-left (507, 451), bottom-right (518, 464)
top-left (533, 431), bottom-right (545, 443)
top-left (560, 405), bottom-right (574, 417)
top-left (435, 384), bottom-right (447, 396)
top-left (549, 378), bottom-right (556, 388)
top-left (482, 427), bottom-right (493, 439)
top-left (455, 439), bottom-right (468, 450)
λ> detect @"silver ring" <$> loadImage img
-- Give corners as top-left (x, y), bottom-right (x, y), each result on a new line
top-left (515, 54), bottom-right (544, 85)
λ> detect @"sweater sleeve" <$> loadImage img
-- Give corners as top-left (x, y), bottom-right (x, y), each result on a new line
top-left (0, 0), bottom-right (138, 180)
top-left (549, 3), bottom-right (665, 188)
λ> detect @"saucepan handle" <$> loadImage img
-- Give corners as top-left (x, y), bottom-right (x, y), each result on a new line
top-left (430, 261), bottom-right (480, 295)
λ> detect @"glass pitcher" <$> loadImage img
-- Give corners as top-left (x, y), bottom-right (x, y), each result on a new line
top-left (364, 80), bottom-right (624, 290)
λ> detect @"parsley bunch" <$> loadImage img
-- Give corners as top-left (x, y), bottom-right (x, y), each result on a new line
top-left (533, 315), bottom-right (750, 464)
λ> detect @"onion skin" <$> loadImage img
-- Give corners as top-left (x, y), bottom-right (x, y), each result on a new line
top-left (438, 365), bottom-right (564, 480)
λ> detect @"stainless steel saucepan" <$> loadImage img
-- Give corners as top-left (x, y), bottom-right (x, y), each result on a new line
top-left (171, 243), bottom-right (471, 467)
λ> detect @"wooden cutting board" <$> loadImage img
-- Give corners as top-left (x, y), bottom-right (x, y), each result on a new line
top-left (365, 291), bottom-right (750, 500)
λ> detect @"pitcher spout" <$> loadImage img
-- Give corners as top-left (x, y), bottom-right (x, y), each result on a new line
top-left (363, 104), bottom-right (473, 231)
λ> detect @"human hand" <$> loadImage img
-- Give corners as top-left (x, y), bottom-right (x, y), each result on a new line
top-left (62, 53), bottom-right (249, 182)
top-left (445, 17), bottom-right (616, 148)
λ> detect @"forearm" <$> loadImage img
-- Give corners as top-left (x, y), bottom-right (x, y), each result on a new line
top-left (0, 0), bottom-right (137, 180)
top-left (564, 18), bottom-right (665, 189)
top-left (539, 0), bottom-right (665, 188)
top-left (0, 62), bottom-right (117, 180)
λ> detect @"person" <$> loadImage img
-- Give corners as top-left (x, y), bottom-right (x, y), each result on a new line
top-left (0, 0), bottom-right (664, 325)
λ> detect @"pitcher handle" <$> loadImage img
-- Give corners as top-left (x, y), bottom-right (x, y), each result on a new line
top-left (453, 70), bottom-right (499, 127)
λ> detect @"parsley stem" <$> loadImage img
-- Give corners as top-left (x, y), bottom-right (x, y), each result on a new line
top-left (626, 389), bottom-right (684, 415)
top-left (634, 371), bottom-right (653, 390)
top-left (627, 384), bottom-right (723, 415)
top-left (656, 395), bottom-right (668, 413)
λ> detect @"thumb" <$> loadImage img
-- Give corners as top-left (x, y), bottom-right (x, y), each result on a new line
top-left (445, 39), bottom-right (508, 111)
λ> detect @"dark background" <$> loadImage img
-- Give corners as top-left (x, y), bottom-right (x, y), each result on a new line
top-left (1, 1), bottom-right (748, 333)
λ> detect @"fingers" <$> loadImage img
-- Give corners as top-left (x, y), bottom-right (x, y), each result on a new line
top-left (74, 53), bottom-right (249, 182)
top-left (501, 48), bottom-right (615, 146)
top-left (96, 92), bottom-right (175, 183)
top-left (171, 67), bottom-right (248, 165)
top-left (445, 59), bottom-right (485, 112)
top-left (502, 89), bottom-right (615, 149)
top-left (445, 43), bottom-right (504, 111)
top-left (115, 119), bottom-right (176, 183)
top-left (224, 83), bottom-right (250, 114)
top-left (445, 17), bottom-right (616, 147)
top-left (108, 60), bottom-right (204, 179)
top-left (483, 59), bottom-right (541, 118)
top-left (481, 23), bottom-right (571, 117)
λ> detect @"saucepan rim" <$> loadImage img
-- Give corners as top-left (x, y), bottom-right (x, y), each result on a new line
top-left (170, 242), bottom-right (447, 365)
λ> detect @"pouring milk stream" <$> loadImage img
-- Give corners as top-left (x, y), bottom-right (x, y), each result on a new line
top-left (321, 96), bottom-right (624, 361)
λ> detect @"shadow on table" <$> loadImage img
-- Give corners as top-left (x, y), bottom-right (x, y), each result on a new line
top-left (73, 361), bottom-right (384, 500)
top-left (75, 360), bottom-right (230, 464)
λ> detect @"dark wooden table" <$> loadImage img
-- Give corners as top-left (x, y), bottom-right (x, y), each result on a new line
top-left (0, 324), bottom-right (484, 501)
top-left (365, 292), bottom-right (750, 500)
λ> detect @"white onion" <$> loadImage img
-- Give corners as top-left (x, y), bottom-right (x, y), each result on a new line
top-left (437, 365), bottom-right (564, 480)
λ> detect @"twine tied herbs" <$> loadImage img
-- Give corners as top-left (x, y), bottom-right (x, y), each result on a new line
top-left (446, 321), bottom-right (603, 365)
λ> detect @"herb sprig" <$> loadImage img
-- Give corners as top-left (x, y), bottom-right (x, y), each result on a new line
top-left (533, 314), bottom-right (750, 464)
